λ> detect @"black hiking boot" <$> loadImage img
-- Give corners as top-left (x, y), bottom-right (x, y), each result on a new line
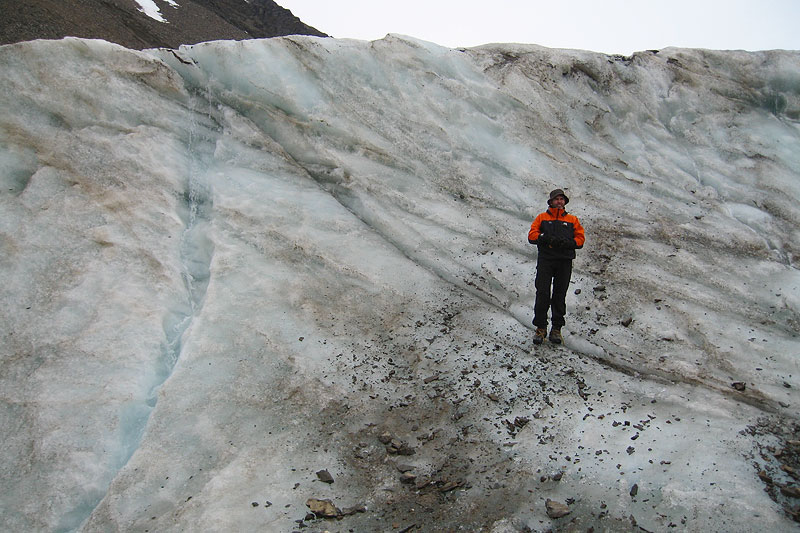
top-left (533, 328), bottom-right (547, 345)
top-left (549, 328), bottom-right (563, 344)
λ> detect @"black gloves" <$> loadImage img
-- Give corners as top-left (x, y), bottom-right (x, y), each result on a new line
top-left (555, 237), bottom-right (575, 249)
top-left (539, 235), bottom-right (575, 249)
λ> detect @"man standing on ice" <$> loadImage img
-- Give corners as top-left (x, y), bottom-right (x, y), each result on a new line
top-left (528, 189), bottom-right (585, 345)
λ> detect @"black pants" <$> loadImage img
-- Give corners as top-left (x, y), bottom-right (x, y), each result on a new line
top-left (533, 258), bottom-right (572, 330)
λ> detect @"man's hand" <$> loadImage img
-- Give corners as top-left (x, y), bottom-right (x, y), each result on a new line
top-left (555, 237), bottom-right (575, 249)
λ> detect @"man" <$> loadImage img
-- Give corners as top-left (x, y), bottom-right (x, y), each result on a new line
top-left (528, 189), bottom-right (585, 345)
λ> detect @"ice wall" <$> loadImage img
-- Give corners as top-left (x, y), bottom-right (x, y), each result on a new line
top-left (1, 36), bottom-right (798, 531)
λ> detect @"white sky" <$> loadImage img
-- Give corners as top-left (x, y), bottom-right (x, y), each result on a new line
top-left (279, 0), bottom-right (800, 55)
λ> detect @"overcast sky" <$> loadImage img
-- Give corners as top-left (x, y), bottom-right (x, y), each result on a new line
top-left (279, 0), bottom-right (800, 55)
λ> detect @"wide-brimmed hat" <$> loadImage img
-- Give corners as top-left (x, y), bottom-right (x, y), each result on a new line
top-left (548, 188), bottom-right (569, 205)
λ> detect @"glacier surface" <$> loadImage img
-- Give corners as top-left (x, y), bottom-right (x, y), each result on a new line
top-left (1, 35), bottom-right (799, 531)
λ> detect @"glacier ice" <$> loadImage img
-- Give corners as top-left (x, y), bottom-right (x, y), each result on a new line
top-left (1, 35), bottom-right (799, 531)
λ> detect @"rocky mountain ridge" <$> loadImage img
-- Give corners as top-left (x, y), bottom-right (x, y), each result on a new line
top-left (0, 0), bottom-right (326, 49)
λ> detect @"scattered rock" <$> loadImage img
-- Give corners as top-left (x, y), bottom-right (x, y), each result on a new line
top-left (621, 316), bottom-right (633, 327)
top-left (438, 479), bottom-right (465, 492)
top-left (630, 483), bottom-right (639, 497)
top-left (386, 439), bottom-right (416, 455)
top-left (780, 485), bottom-right (800, 498)
top-left (545, 499), bottom-right (571, 518)
top-left (396, 463), bottom-right (415, 473)
top-left (306, 498), bottom-right (339, 518)
top-left (316, 469), bottom-right (334, 484)
top-left (414, 477), bottom-right (432, 490)
top-left (732, 381), bottom-right (746, 391)
top-left (400, 472), bottom-right (417, 484)
top-left (503, 416), bottom-right (530, 436)
top-left (341, 504), bottom-right (367, 516)
top-left (378, 432), bottom-right (392, 444)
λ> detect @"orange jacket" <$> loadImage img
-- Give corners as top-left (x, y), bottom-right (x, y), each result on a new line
top-left (528, 207), bottom-right (585, 260)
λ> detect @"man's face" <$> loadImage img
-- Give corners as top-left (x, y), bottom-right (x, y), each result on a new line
top-left (550, 195), bottom-right (566, 208)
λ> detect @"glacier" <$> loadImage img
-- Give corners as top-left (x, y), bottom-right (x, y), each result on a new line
top-left (1, 34), bottom-right (799, 531)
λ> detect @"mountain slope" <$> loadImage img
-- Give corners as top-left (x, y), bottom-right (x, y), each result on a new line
top-left (0, 0), bottom-right (326, 49)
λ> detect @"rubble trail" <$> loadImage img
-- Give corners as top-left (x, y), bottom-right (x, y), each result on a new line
top-left (285, 290), bottom-right (663, 531)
